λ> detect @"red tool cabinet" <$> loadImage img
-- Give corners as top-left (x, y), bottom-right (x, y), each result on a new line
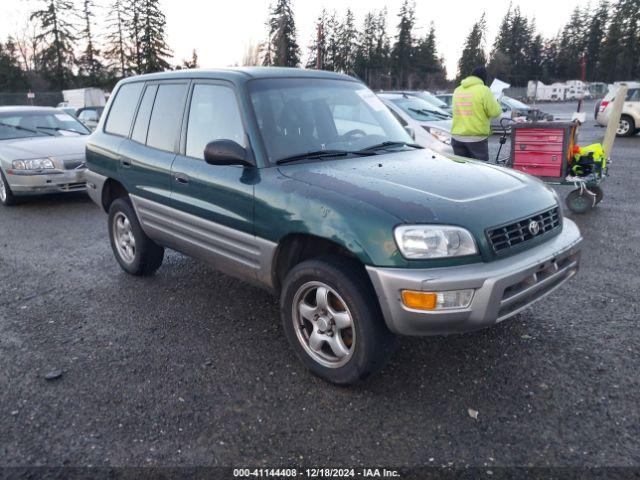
top-left (510, 123), bottom-right (577, 179)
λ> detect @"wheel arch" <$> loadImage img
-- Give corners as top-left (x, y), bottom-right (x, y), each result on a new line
top-left (271, 233), bottom-right (367, 293)
top-left (101, 178), bottom-right (129, 212)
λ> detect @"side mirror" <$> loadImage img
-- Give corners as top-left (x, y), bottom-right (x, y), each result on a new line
top-left (204, 140), bottom-right (253, 167)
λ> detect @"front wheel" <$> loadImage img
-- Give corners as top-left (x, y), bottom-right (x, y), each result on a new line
top-left (0, 170), bottom-right (17, 206)
top-left (108, 197), bottom-right (164, 276)
top-left (280, 256), bottom-right (395, 385)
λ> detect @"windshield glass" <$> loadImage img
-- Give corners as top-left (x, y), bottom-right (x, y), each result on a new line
top-left (388, 96), bottom-right (452, 121)
top-left (0, 110), bottom-right (90, 140)
top-left (414, 91), bottom-right (448, 109)
top-left (248, 78), bottom-right (412, 163)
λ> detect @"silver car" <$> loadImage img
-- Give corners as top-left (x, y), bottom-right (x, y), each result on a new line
top-left (0, 106), bottom-right (90, 206)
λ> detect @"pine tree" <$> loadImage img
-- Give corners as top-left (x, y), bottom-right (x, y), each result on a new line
top-left (391, 0), bottom-right (415, 88)
top-left (414, 23), bottom-right (445, 88)
top-left (104, 0), bottom-right (129, 79)
top-left (30, 0), bottom-right (77, 89)
top-left (138, 0), bottom-right (172, 73)
top-left (488, 4), bottom-right (534, 86)
top-left (555, 6), bottom-right (587, 80)
top-left (0, 39), bottom-right (27, 91)
top-left (125, 0), bottom-right (143, 73)
top-left (457, 13), bottom-right (487, 80)
top-left (583, 0), bottom-right (609, 80)
top-left (335, 9), bottom-right (357, 74)
top-left (527, 32), bottom-right (544, 81)
top-left (182, 49), bottom-right (198, 69)
top-left (266, 0), bottom-right (300, 67)
top-left (617, 0), bottom-right (640, 79)
top-left (77, 0), bottom-right (104, 85)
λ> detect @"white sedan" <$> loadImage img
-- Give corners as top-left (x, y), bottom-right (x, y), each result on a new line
top-left (378, 93), bottom-right (453, 154)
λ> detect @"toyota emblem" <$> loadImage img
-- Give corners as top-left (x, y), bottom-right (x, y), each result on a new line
top-left (529, 220), bottom-right (541, 235)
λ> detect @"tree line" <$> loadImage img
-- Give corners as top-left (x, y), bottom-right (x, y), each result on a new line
top-left (0, 0), bottom-right (638, 94)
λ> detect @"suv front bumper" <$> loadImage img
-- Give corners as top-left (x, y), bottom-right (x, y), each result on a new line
top-left (366, 219), bottom-right (582, 336)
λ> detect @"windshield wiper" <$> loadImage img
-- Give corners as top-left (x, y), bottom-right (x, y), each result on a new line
top-left (409, 108), bottom-right (450, 120)
top-left (36, 126), bottom-right (88, 135)
top-left (357, 141), bottom-right (423, 153)
top-left (0, 121), bottom-right (54, 136)
top-left (276, 149), bottom-right (376, 165)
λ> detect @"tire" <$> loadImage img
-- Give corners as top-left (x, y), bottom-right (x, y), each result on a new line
top-left (108, 197), bottom-right (164, 276)
top-left (616, 115), bottom-right (635, 137)
top-left (0, 169), bottom-right (17, 206)
top-left (566, 189), bottom-right (596, 214)
top-left (590, 186), bottom-right (604, 204)
top-left (280, 255), bottom-right (395, 385)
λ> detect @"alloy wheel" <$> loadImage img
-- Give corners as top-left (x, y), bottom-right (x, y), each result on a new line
top-left (617, 119), bottom-right (630, 136)
top-left (292, 281), bottom-right (355, 368)
top-left (113, 212), bottom-right (136, 264)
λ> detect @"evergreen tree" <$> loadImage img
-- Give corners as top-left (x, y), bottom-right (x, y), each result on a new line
top-left (354, 10), bottom-right (390, 85)
top-left (0, 39), bottom-right (27, 91)
top-left (488, 4), bottom-right (534, 86)
top-left (306, 9), bottom-right (332, 70)
top-left (182, 49), bottom-right (198, 69)
top-left (138, 0), bottom-right (172, 73)
top-left (125, 0), bottom-right (143, 73)
top-left (617, 0), bottom-right (640, 79)
top-left (527, 32), bottom-right (544, 81)
top-left (414, 23), bottom-right (445, 88)
top-left (457, 13), bottom-right (487, 80)
top-left (554, 6), bottom-right (587, 80)
top-left (77, 0), bottom-right (104, 85)
top-left (30, 0), bottom-right (77, 89)
top-left (335, 9), bottom-right (357, 74)
top-left (583, 0), bottom-right (609, 80)
top-left (266, 0), bottom-right (300, 67)
top-left (104, 0), bottom-right (129, 79)
top-left (391, 0), bottom-right (415, 88)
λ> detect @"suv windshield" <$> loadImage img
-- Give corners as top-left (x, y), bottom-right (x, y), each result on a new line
top-left (0, 111), bottom-right (90, 140)
top-left (248, 78), bottom-right (413, 164)
top-left (388, 96), bottom-right (452, 121)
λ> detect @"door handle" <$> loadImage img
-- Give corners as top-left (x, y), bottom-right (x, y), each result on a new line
top-left (121, 158), bottom-right (132, 167)
top-left (174, 173), bottom-right (189, 185)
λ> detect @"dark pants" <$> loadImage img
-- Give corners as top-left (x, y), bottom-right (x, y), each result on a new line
top-left (451, 138), bottom-right (489, 161)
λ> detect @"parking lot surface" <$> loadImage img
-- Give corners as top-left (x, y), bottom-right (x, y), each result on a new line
top-left (1, 101), bottom-right (639, 468)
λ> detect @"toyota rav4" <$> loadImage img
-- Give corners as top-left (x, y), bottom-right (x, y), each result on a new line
top-left (85, 68), bottom-right (582, 385)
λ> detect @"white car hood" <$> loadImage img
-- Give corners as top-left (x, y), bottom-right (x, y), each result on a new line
top-left (0, 135), bottom-right (88, 161)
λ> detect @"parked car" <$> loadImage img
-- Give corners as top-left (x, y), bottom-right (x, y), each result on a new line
top-left (0, 106), bottom-right (91, 206)
top-left (384, 90), bottom-right (450, 112)
top-left (378, 93), bottom-right (453, 154)
top-left (436, 93), bottom-right (453, 110)
top-left (86, 68), bottom-right (583, 385)
top-left (596, 83), bottom-right (640, 137)
top-left (492, 96), bottom-right (554, 132)
top-left (76, 106), bottom-right (104, 131)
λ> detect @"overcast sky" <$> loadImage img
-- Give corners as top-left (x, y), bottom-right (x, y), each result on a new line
top-left (2, 0), bottom-right (584, 79)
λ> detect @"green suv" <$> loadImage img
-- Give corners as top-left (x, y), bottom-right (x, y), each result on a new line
top-left (86, 68), bottom-right (582, 385)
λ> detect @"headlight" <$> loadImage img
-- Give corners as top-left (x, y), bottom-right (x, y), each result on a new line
top-left (423, 126), bottom-right (451, 145)
top-left (394, 225), bottom-right (477, 259)
top-left (12, 158), bottom-right (55, 170)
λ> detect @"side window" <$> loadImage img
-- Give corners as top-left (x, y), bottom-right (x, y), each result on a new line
top-left (185, 84), bottom-right (246, 159)
top-left (146, 83), bottom-right (189, 152)
top-left (131, 85), bottom-right (158, 144)
top-left (104, 82), bottom-right (144, 137)
top-left (626, 89), bottom-right (639, 102)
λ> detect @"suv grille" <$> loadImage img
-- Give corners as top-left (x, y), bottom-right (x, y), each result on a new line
top-left (487, 207), bottom-right (561, 253)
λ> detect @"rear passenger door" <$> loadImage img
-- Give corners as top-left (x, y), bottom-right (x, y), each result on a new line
top-left (118, 81), bottom-right (189, 206)
top-left (168, 81), bottom-right (261, 280)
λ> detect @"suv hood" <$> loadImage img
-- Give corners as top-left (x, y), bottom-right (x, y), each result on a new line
top-left (278, 149), bottom-right (558, 235)
top-left (0, 135), bottom-right (87, 161)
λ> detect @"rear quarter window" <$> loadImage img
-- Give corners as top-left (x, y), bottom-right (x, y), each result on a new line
top-left (104, 82), bottom-right (144, 137)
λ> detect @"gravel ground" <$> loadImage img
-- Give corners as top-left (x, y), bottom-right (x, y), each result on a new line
top-left (0, 101), bottom-right (639, 470)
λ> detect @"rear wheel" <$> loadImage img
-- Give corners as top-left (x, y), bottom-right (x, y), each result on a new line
top-left (0, 170), bottom-right (17, 206)
top-left (108, 197), bottom-right (164, 276)
top-left (280, 256), bottom-right (395, 385)
top-left (617, 115), bottom-right (635, 137)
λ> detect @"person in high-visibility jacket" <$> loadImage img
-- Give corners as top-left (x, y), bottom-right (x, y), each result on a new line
top-left (451, 66), bottom-right (502, 161)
